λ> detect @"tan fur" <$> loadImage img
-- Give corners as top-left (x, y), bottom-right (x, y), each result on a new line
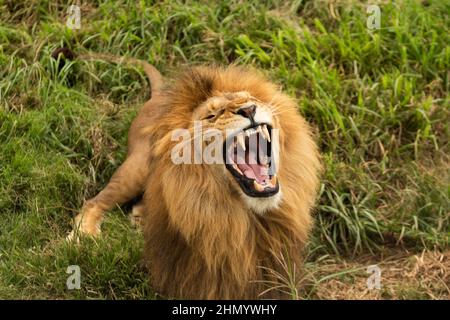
top-left (70, 63), bottom-right (321, 299)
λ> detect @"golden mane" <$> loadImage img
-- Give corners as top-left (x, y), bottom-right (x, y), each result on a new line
top-left (141, 66), bottom-right (321, 299)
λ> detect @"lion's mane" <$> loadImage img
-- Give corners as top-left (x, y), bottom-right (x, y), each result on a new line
top-left (141, 66), bottom-right (321, 299)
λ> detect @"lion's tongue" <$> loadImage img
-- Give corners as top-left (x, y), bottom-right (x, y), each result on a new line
top-left (236, 149), bottom-right (269, 183)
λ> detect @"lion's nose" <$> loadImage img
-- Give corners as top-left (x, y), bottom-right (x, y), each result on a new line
top-left (236, 105), bottom-right (256, 120)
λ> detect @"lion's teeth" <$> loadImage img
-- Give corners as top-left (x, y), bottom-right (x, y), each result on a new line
top-left (262, 125), bottom-right (271, 142)
top-left (237, 134), bottom-right (246, 151)
top-left (253, 180), bottom-right (265, 192)
top-left (233, 164), bottom-right (243, 175)
top-left (257, 126), bottom-right (262, 135)
top-left (246, 128), bottom-right (256, 136)
top-left (260, 155), bottom-right (269, 165)
top-left (270, 175), bottom-right (277, 186)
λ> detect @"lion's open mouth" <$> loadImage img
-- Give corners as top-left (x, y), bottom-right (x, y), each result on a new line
top-left (224, 124), bottom-right (279, 198)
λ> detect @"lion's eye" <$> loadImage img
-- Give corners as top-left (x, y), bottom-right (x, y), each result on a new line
top-left (203, 114), bottom-right (216, 120)
top-left (202, 109), bottom-right (224, 121)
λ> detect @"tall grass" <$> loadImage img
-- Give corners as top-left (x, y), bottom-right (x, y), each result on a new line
top-left (0, 0), bottom-right (448, 298)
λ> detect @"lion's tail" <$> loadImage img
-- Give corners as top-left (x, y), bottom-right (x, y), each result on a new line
top-left (51, 48), bottom-right (163, 96)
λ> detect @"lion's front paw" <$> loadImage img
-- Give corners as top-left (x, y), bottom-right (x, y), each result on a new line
top-left (66, 211), bottom-right (102, 242)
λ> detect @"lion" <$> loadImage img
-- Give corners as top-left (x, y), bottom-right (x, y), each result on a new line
top-left (68, 52), bottom-right (321, 299)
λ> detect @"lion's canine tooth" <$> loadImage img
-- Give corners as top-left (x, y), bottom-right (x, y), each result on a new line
top-left (237, 133), bottom-right (246, 151)
top-left (253, 180), bottom-right (265, 192)
top-left (233, 164), bottom-right (243, 175)
top-left (257, 126), bottom-right (262, 135)
top-left (262, 125), bottom-right (271, 142)
top-left (270, 175), bottom-right (277, 186)
top-left (260, 155), bottom-right (268, 165)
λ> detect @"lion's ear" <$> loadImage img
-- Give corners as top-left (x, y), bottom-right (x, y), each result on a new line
top-left (173, 67), bottom-right (217, 111)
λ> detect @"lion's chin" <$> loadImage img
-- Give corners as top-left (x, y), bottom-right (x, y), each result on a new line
top-left (241, 187), bottom-right (282, 215)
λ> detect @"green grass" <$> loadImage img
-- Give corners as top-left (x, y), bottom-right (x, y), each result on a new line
top-left (0, 0), bottom-right (449, 299)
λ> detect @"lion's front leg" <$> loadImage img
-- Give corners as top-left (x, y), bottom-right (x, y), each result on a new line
top-left (67, 200), bottom-right (106, 240)
top-left (68, 152), bottom-right (149, 240)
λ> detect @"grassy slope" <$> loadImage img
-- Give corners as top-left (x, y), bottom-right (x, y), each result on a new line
top-left (0, 0), bottom-right (448, 299)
